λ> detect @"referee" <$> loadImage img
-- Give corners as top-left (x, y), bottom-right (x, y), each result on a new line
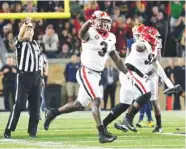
top-left (4, 17), bottom-right (42, 138)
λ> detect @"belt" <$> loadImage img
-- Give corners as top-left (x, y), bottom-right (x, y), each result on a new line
top-left (18, 70), bottom-right (41, 75)
top-left (125, 63), bottom-right (144, 78)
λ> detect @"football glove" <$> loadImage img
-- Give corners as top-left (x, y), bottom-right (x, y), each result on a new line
top-left (163, 84), bottom-right (182, 94)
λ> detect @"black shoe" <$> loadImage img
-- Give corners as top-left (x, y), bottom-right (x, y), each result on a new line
top-left (123, 117), bottom-right (137, 132)
top-left (104, 127), bottom-right (117, 138)
top-left (114, 122), bottom-right (128, 132)
top-left (29, 133), bottom-right (37, 138)
top-left (4, 129), bottom-right (11, 139)
top-left (44, 108), bottom-right (56, 130)
top-left (152, 126), bottom-right (163, 133)
top-left (99, 131), bottom-right (117, 143)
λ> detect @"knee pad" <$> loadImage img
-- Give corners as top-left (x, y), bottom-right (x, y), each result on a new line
top-left (111, 103), bottom-right (130, 118)
top-left (136, 92), bottom-right (151, 107)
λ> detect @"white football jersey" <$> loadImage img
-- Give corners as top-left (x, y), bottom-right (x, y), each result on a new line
top-left (81, 27), bottom-right (116, 71)
top-left (125, 42), bottom-right (151, 74)
top-left (125, 41), bottom-right (161, 75)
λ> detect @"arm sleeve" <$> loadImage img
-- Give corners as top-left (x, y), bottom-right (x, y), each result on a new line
top-left (152, 61), bottom-right (174, 88)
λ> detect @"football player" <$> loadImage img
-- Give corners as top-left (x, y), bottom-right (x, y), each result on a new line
top-left (117, 26), bottom-right (181, 132)
top-left (44, 11), bottom-right (129, 143)
top-left (103, 25), bottom-right (181, 133)
top-left (103, 24), bottom-right (151, 132)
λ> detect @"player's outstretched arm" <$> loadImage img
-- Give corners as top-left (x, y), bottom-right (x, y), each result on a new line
top-left (152, 60), bottom-right (174, 88)
top-left (79, 20), bottom-right (92, 41)
top-left (109, 50), bottom-right (128, 74)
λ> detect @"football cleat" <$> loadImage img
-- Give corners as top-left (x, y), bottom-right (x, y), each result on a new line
top-left (99, 131), bottom-right (117, 144)
top-left (147, 121), bottom-right (154, 128)
top-left (104, 127), bottom-right (114, 137)
top-left (123, 117), bottom-right (137, 132)
top-left (153, 126), bottom-right (163, 133)
top-left (44, 108), bottom-right (56, 130)
top-left (114, 122), bottom-right (128, 132)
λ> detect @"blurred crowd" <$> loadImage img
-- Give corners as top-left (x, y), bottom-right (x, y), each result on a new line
top-left (0, 0), bottom-right (185, 58)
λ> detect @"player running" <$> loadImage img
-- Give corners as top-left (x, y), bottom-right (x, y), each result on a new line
top-left (44, 11), bottom-right (129, 143)
top-left (103, 25), bottom-right (181, 133)
top-left (118, 26), bottom-right (181, 132)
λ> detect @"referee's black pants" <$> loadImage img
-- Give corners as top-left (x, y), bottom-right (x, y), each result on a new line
top-left (5, 71), bottom-right (41, 135)
top-left (3, 82), bottom-right (16, 111)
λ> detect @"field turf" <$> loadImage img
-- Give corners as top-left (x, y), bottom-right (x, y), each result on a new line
top-left (0, 111), bottom-right (185, 149)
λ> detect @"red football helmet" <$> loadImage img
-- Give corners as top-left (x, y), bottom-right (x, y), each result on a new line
top-left (132, 24), bottom-right (145, 40)
top-left (91, 11), bottom-right (112, 32)
top-left (140, 27), bottom-right (161, 46)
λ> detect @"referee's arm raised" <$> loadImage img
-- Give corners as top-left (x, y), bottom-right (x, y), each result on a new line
top-left (17, 17), bottom-right (31, 42)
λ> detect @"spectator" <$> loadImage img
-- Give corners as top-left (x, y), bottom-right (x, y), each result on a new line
top-left (64, 55), bottom-right (80, 102)
top-left (180, 29), bottom-right (185, 56)
top-left (174, 16), bottom-right (185, 40)
top-left (3, 24), bottom-right (12, 38)
top-left (70, 0), bottom-right (82, 16)
top-left (124, 17), bottom-right (133, 39)
top-left (0, 1), bottom-right (184, 57)
top-left (111, 7), bottom-right (125, 22)
top-left (2, 2), bottom-right (10, 13)
top-left (0, 56), bottom-right (17, 111)
top-left (113, 1), bottom-right (131, 17)
top-left (133, 1), bottom-right (148, 23)
top-left (152, 12), bottom-right (167, 47)
top-left (112, 17), bottom-right (127, 56)
top-left (4, 32), bottom-right (14, 53)
top-left (43, 24), bottom-right (59, 58)
top-left (172, 58), bottom-right (185, 110)
top-left (57, 43), bottom-right (71, 58)
top-left (102, 59), bottom-right (119, 110)
top-left (99, 1), bottom-right (113, 14)
top-left (84, 1), bottom-right (99, 20)
top-left (170, 1), bottom-right (184, 33)
top-left (150, 6), bottom-right (159, 24)
top-left (24, 1), bottom-right (37, 12)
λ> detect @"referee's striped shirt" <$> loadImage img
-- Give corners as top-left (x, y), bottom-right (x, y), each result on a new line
top-left (15, 38), bottom-right (41, 72)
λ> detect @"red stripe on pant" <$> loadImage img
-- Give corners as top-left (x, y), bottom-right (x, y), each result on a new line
top-left (129, 70), bottom-right (147, 94)
top-left (82, 67), bottom-right (96, 99)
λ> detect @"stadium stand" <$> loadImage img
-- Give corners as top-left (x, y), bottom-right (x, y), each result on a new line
top-left (0, 0), bottom-right (185, 59)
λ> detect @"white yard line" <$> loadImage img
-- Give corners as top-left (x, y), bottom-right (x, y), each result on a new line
top-left (158, 132), bottom-right (186, 136)
top-left (0, 139), bottom-right (184, 149)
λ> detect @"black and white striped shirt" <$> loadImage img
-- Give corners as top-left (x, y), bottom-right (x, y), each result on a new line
top-left (15, 38), bottom-right (41, 72)
top-left (39, 54), bottom-right (48, 75)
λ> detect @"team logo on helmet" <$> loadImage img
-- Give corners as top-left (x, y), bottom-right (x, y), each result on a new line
top-left (92, 11), bottom-right (112, 32)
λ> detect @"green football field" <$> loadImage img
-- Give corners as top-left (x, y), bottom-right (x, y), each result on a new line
top-left (0, 111), bottom-right (185, 149)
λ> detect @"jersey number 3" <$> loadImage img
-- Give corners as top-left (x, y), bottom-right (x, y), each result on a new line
top-left (98, 41), bottom-right (108, 57)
